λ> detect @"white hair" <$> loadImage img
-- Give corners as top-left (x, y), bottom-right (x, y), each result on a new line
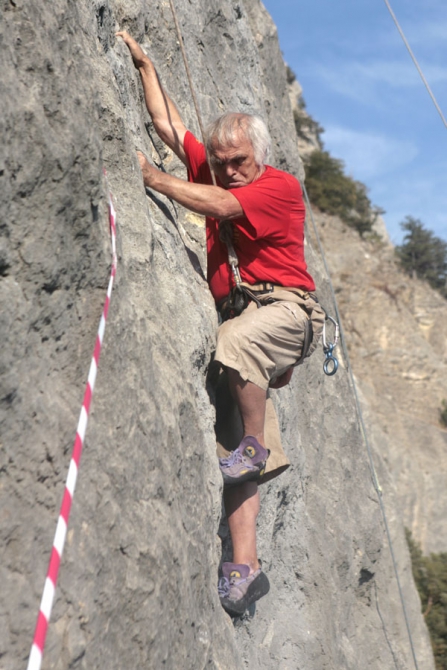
top-left (205, 112), bottom-right (271, 166)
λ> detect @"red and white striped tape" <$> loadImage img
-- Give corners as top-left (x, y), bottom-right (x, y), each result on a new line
top-left (27, 182), bottom-right (117, 670)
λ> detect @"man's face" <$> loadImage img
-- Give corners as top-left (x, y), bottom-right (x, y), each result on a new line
top-left (210, 134), bottom-right (263, 189)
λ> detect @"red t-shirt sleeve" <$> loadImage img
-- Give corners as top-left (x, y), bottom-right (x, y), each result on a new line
top-left (184, 131), bottom-right (213, 185)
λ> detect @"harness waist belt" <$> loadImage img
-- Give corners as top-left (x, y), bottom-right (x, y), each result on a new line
top-left (239, 282), bottom-right (317, 301)
top-left (217, 283), bottom-right (318, 323)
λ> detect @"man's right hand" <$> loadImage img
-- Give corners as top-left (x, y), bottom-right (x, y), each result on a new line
top-left (116, 31), bottom-right (148, 70)
top-left (116, 30), bottom-right (188, 165)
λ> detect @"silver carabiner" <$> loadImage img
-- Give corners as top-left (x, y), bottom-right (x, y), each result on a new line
top-left (322, 314), bottom-right (339, 350)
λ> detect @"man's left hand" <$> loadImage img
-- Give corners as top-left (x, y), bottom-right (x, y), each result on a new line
top-left (137, 151), bottom-right (159, 187)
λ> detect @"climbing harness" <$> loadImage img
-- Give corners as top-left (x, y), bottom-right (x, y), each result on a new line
top-left (26, 176), bottom-right (117, 670)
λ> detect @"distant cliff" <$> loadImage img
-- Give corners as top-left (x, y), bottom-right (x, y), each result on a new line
top-left (289, 79), bottom-right (447, 556)
top-left (0, 0), bottom-right (436, 668)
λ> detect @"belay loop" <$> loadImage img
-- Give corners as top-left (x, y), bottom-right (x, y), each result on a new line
top-left (322, 313), bottom-right (339, 376)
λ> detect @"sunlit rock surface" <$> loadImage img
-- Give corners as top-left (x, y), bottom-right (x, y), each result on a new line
top-left (0, 0), bottom-right (435, 668)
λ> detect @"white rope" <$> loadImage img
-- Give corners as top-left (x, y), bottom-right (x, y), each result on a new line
top-left (382, 0), bottom-right (447, 131)
top-left (168, 0), bottom-right (241, 286)
top-left (303, 188), bottom-right (420, 670)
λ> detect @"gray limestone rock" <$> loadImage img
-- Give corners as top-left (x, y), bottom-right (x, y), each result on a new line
top-left (0, 0), bottom-right (435, 668)
top-left (310, 210), bottom-right (447, 556)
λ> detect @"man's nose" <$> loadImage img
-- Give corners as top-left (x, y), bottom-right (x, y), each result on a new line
top-left (225, 162), bottom-right (236, 177)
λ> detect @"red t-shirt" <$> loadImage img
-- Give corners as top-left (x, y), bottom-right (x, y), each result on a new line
top-left (184, 131), bottom-right (316, 303)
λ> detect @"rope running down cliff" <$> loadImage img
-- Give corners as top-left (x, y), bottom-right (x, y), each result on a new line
top-left (167, 4), bottom-right (420, 668)
top-left (167, 0), bottom-right (242, 285)
top-left (303, 191), bottom-right (420, 670)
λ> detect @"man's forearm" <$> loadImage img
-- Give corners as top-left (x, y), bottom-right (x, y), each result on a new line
top-left (139, 157), bottom-right (242, 220)
top-left (116, 31), bottom-right (187, 162)
top-left (139, 61), bottom-right (184, 147)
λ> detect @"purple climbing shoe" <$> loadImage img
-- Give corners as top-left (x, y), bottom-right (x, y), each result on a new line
top-left (219, 436), bottom-right (269, 487)
top-left (218, 562), bottom-right (270, 616)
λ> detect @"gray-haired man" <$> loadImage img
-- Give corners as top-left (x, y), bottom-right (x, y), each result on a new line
top-left (117, 31), bottom-right (324, 616)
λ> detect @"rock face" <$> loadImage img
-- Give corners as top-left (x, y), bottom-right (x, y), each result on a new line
top-left (0, 1), bottom-right (436, 669)
top-left (311, 211), bottom-right (447, 555)
top-left (288, 78), bottom-right (447, 556)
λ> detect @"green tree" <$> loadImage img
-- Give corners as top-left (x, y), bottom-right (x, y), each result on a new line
top-left (286, 65), bottom-right (296, 84)
top-left (285, 64), bottom-right (382, 237)
top-left (396, 217), bottom-right (447, 298)
top-left (304, 150), bottom-right (378, 235)
top-left (293, 108), bottom-right (324, 146)
top-left (440, 400), bottom-right (447, 428)
top-left (406, 529), bottom-right (447, 668)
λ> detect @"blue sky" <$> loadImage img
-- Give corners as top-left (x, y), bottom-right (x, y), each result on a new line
top-left (262, 0), bottom-right (447, 244)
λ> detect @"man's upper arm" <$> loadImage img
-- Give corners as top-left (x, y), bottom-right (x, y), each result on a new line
top-left (156, 119), bottom-right (188, 165)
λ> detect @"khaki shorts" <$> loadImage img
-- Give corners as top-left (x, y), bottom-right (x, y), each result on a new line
top-left (214, 291), bottom-right (324, 484)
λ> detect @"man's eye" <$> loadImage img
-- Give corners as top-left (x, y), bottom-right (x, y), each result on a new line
top-left (236, 157), bottom-right (246, 165)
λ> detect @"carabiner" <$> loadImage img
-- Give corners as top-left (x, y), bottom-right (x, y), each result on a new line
top-left (322, 315), bottom-right (339, 350)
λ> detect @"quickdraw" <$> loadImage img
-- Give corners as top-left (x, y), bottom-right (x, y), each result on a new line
top-left (322, 313), bottom-right (339, 376)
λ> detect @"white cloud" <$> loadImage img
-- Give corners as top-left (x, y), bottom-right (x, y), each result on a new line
top-left (359, 60), bottom-right (447, 86)
top-left (405, 19), bottom-right (447, 47)
top-left (362, 161), bottom-right (447, 243)
top-left (322, 125), bottom-right (419, 181)
top-left (309, 58), bottom-right (447, 106)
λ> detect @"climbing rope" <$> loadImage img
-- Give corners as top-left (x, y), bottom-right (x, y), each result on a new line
top-left (168, 0), bottom-right (208, 149)
top-left (26, 176), bottom-right (117, 670)
top-left (167, 0), bottom-right (243, 290)
top-left (303, 188), bottom-right (420, 670)
top-left (382, 0), bottom-right (447, 131)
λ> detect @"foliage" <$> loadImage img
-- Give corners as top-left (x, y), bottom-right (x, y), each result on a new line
top-left (286, 64), bottom-right (296, 85)
top-left (304, 150), bottom-right (381, 235)
top-left (440, 400), bottom-right (447, 428)
top-left (293, 109), bottom-right (324, 146)
top-left (286, 65), bottom-right (323, 140)
top-left (285, 64), bottom-right (383, 237)
top-left (396, 217), bottom-right (447, 298)
top-left (406, 529), bottom-right (447, 668)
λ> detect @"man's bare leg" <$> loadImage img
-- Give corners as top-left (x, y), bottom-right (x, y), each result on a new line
top-left (226, 367), bottom-right (267, 445)
top-left (224, 482), bottom-right (260, 573)
top-left (224, 367), bottom-right (267, 574)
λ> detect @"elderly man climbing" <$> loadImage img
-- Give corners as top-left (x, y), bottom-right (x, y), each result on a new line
top-left (116, 31), bottom-right (324, 617)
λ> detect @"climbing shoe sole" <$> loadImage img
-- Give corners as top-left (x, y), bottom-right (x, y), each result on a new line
top-left (222, 460), bottom-right (267, 488)
top-left (220, 570), bottom-right (270, 616)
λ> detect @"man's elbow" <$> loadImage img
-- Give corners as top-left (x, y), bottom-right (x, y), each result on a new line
top-left (153, 122), bottom-right (173, 146)
top-left (154, 121), bottom-right (185, 151)
top-left (212, 198), bottom-right (242, 220)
